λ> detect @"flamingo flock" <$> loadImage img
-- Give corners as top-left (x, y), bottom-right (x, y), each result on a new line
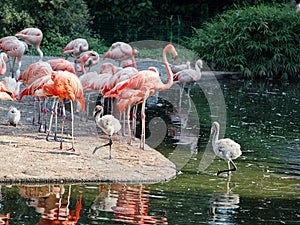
top-left (0, 27), bottom-right (242, 175)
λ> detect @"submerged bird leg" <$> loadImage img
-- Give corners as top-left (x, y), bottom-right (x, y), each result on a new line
top-left (178, 84), bottom-right (184, 113)
top-left (217, 160), bottom-right (237, 176)
top-left (187, 85), bottom-right (192, 112)
top-left (93, 136), bottom-right (113, 159)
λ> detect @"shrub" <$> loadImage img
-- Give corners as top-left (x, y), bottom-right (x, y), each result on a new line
top-left (186, 4), bottom-right (300, 80)
top-left (0, 0), bottom-right (97, 56)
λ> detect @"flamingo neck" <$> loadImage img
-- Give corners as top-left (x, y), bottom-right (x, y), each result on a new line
top-left (157, 48), bottom-right (174, 90)
top-left (131, 52), bottom-right (137, 68)
top-left (212, 126), bottom-right (219, 148)
top-left (195, 61), bottom-right (202, 80)
top-left (101, 63), bottom-right (115, 74)
top-left (37, 48), bottom-right (43, 60)
top-left (94, 108), bottom-right (103, 121)
top-left (81, 60), bottom-right (86, 74)
top-left (109, 64), bottom-right (115, 75)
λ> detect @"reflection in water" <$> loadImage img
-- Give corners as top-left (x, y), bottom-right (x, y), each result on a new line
top-left (0, 185), bottom-right (9, 225)
top-left (209, 178), bottom-right (240, 225)
top-left (91, 183), bottom-right (168, 224)
top-left (0, 214), bottom-right (9, 225)
top-left (18, 184), bottom-right (82, 225)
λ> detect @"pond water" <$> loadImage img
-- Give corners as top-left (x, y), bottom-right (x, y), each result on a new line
top-left (0, 77), bottom-right (299, 225)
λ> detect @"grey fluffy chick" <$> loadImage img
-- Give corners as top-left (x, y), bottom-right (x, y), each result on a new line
top-left (7, 106), bottom-right (21, 127)
top-left (93, 105), bottom-right (121, 159)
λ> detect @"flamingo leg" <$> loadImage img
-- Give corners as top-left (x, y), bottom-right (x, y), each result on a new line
top-left (132, 105), bottom-right (137, 140)
top-left (140, 91), bottom-right (149, 149)
top-left (59, 101), bottom-right (66, 150)
top-left (15, 57), bottom-right (22, 80)
top-left (32, 97), bottom-right (42, 126)
top-left (38, 98), bottom-right (47, 133)
top-left (84, 93), bottom-right (91, 121)
top-left (217, 160), bottom-right (237, 176)
top-left (93, 136), bottom-right (113, 159)
top-left (54, 100), bottom-right (60, 141)
top-left (121, 111), bottom-right (126, 136)
top-left (68, 100), bottom-right (76, 152)
top-left (187, 85), bottom-right (192, 112)
top-left (126, 105), bottom-right (132, 145)
top-left (46, 98), bottom-right (57, 141)
top-left (10, 57), bottom-right (16, 79)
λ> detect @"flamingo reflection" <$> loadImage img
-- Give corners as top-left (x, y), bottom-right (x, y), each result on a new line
top-left (18, 184), bottom-right (82, 225)
top-left (0, 214), bottom-right (9, 225)
top-left (209, 178), bottom-right (240, 224)
top-left (0, 185), bottom-right (10, 225)
top-left (91, 183), bottom-right (168, 224)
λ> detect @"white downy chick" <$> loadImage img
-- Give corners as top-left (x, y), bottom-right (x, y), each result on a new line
top-left (8, 106), bottom-right (21, 127)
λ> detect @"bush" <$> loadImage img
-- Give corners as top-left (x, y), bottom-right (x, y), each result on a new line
top-left (0, 0), bottom-right (99, 56)
top-left (186, 4), bottom-right (300, 80)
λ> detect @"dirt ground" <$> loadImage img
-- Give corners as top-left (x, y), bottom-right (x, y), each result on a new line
top-left (0, 56), bottom-right (177, 184)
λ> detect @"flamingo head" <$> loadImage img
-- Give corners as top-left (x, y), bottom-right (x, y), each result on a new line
top-left (93, 105), bottom-right (104, 118)
top-left (164, 44), bottom-right (178, 59)
top-left (211, 121), bottom-right (220, 134)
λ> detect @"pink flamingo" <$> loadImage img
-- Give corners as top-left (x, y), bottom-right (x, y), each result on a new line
top-left (105, 88), bottom-right (143, 144)
top-left (46, 58), bottom-right (77, 137)
top-left (78, 70), bottom-right (102, 118)
top-left (101, 66), bottom-right (138, 95)
top-left (78, 62), bottom-right (119, 118)
top-left (74, 50), bottom-right (100, 74)
top-left (15, 27), bottom-right (44, 60)
top-left (0, 52), bottom-right (8, 75)
top-left (47, 58), bottom-right (76, 74)
top-left (42, 71), bottom-right (85, 152)
top-left (173, 59), bottom-right (203, 111)
top-left (19, 75), bottom-right (54, 132)
top-left (0, 82), bottom-right (16, 101)
top-left (0, 76), bottom-right (21, 98)
top-left (18, 61), bottom-right (53, 85)
top-left (62, 38), bottom-right (89, 58)
top-left (171, 61), bottom-right (191, 74)
top-left (101, 66), bottom-right (138, 117)
top-left (0, 36), bottom-right (28, 79)
top-left (99, 62), bottom-right (122, 75)
top-left (103, 42), bottom-right (139, 68)
top-left (108, 44), bottom-right (177, 149)
top-left (18, 61), bottom-right (53, 125)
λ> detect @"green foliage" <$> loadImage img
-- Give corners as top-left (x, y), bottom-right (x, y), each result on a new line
top-left (87, 0), bottom-right (159, 43)
top-left (186, 3), bottom-right (300, 79)
top-left (0, 0), bottom-right (95, 56)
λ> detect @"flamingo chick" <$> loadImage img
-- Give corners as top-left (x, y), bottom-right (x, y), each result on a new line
top-left (211, 121), bottom-right (242, 176)
top-left (7, 106), bottom-right (21, 127)
top-left (93, 105), bottom-right (121, 159)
